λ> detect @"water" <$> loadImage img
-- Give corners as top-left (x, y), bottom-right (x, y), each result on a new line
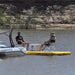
top-left (0, 30), bottom-right (75, 75)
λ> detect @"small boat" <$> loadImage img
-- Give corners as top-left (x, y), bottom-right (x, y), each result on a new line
top-left (0, 42), bottom-right (71, 56)
top-left (0, 25), bottom-right (71, 56)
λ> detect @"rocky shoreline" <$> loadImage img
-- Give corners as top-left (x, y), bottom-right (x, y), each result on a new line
top-left (10, 24), bottom-right (75, 30)
top-left (0, 1), bottom-right (75, 29)
top-left (0, 24), bottom-right (75, 30)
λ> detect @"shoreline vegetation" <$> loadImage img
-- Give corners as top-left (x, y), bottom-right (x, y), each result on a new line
top-left (0, 24), bottom-right (75, 30)
top-left (0, 1), bottom-right (75, 30)
top-left (12, 24), bottom-right (75, 30)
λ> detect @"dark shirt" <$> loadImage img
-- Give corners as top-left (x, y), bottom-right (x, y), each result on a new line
top-left (50, 36), bottom-right (56, 43)
top-left (16, 36), bottom-right (23, 44)
top-left (44, 41), bottom-right (50, 46)
top-left (44, 36), bottom-right (56, 46)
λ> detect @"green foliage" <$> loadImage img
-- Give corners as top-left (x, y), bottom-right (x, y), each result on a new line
top-left (0, 8), bottom-right (5, 25)
top-left (31, 19), bottom-right (42, 24)
top-left (6, 17), bottom-right (12, 24)
top-left (0, 17), bottom-right (3, 25)
top-left (0, 8), bottom-right (4, 16)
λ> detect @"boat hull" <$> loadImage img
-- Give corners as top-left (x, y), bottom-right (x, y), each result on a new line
top-left (0, 46), bottom-right (71, 56)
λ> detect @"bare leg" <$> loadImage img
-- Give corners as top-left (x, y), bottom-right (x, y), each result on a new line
top-left (22, 41), bottom-right (29, 51)
top-left (22, 42), bottom-right (25, 47)
top-left (37, 43), bottom-right (44, 51)
top-left (26, 42), bottom-right (29, 51)
top-left (42, 45), bottom-right (46, 51)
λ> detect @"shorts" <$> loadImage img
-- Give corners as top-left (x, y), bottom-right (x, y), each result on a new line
top-left (44, 42), bottom-right (50, 46)
top-left (17, 40), bottom-right (24, 44)
top-left (50, 40), bottom-right (55, 43)
top-left (17, 41), bottom-right (22, 44)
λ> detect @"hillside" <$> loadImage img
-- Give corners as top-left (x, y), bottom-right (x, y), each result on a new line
top-left (0, 0), bottom-right (75, 29)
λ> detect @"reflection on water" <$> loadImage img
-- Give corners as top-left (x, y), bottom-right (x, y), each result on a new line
top-left (0, 30), bottom-right (75, 75)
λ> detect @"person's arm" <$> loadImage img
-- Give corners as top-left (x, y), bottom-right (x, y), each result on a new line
top-left (16, 36), bottom-right (22, 42)
top-left (16, 36), bottom-right (18, 41)
top-left (21, 36), bottom-right (24, 42)
top-left (45, 40), bottom-right (50, 43)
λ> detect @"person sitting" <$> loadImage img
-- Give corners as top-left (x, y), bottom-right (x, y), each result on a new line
top-left (16, 32), bottom-right (29, 51)
top-left (37, 32), bottom-right (56, 51)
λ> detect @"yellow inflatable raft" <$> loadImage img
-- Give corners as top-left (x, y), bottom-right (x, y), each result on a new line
top-left (26, 51), bottom-right (71, 56)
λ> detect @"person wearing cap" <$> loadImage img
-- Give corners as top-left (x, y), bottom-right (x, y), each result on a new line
top-left (37, 32), bottom-right (56, 51)
top-left (16, 32), bottom-right (29, 51)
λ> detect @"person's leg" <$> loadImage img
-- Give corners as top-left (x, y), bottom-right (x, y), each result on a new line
top-left (22, 42), bottom-right (25, 47)
top-left (42, 45), bottom-right (46, 51)
top-left (26, 42), bottom-right (29, 51)
top-left (50, 43), bottom-right (55, 50)
top-left (37, 43), bottom-right (44, 51)
top-left (22, 41), bottom-right (29, 51)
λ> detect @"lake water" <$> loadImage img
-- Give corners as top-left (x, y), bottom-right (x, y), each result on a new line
top-left (0, 30), bottom-right (75, 75)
